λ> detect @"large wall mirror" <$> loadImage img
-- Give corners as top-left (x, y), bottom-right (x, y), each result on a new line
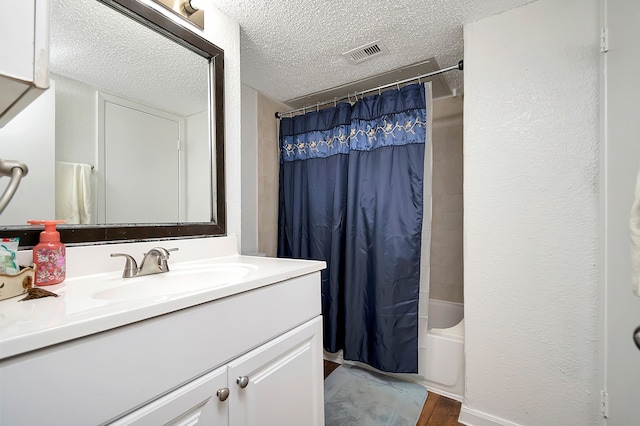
top-left (0, 0), bottom-right (225, 247)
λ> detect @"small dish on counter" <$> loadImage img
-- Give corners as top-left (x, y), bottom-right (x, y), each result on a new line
top-left (0, 264), bottom-right (36, 301)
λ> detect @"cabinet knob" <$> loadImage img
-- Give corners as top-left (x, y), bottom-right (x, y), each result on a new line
top-left (236, 376), bottom-right (249, 388)
top-left (216, 388), bottom-right (230, 402)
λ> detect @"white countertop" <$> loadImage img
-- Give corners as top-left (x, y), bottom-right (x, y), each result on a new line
top-left (0, 236), bottom-right (325, 360)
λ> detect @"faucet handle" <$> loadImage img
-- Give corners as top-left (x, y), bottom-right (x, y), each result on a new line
top-left (165, 247), bottom-right (179, 259)
top-left (158, 248), bottom-right (178, 268)
top-left (139, 247), bottom-right (179, 275)
top-left (142, 247), bottom-right (179, 257)
top-left (111, 253), bottom-right (139, 278)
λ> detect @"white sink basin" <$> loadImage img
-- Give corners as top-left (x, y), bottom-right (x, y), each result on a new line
top-left (93, 263), bottom-right (258, 301)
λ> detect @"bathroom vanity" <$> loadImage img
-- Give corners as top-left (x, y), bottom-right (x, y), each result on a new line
top-left (0, 236), bottom-right (325, 425)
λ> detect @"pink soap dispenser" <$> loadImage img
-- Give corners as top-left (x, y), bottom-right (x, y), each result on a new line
top-left (27, 220), bottom-right (66, 286)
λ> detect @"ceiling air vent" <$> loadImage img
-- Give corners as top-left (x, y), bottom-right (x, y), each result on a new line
top-left (342, 41), bottom-right (389, 64)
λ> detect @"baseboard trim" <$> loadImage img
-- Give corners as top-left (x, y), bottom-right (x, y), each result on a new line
top-left (459, 406), bottom-right (522, 426)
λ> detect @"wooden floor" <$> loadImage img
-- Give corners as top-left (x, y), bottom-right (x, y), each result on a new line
top-left (324, 360), bottom-right (463, 426)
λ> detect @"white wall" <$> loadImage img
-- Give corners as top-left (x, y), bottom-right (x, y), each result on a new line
top-left (601, 1), bottom-right (640, 423)
top-left (240, 84), bottom-right (258, 254)
top-left (0, 82), bottom-right (55, 225)
top-left (202, 2), bottom-right (241, 246)
top-left (54, 75), bottom-right (97, 166)
top-left (185, 110), bottom-right (210, 222)
top-left (462, 0), bottom-right (600, 425)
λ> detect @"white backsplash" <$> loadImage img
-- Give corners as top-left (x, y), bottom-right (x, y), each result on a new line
top-left (16, 235), bottom-right (240, 278)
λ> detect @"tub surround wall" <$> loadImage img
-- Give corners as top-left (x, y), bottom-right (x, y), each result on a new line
top-left (430, 96), bottom-right (464, 303)
top-left (240, 85), bottom-right (287, 256)
top-left (254, 93), bottom-right (464, 277)
top-left (463, 0), bottom-right (600, 424)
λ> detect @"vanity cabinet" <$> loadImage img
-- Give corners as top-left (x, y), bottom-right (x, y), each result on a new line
top-left (110, 366), bottom-right (229, 425)
top-left (112, 318), bottom-right (323, 426)
top-left (0, 272), bottom-right (324, 426)
top-left (0, 0), bottom-right (49, 126)
top-left (227, 317), bottom-right (323, 426)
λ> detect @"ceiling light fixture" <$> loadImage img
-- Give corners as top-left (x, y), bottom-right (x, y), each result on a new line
top-left (152, 0), bottom-right (205, 29)
top-left (182, 0), bottom-right (202, 15)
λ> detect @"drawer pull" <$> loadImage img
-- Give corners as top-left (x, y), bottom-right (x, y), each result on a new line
top-left (216, 388), bottom-right (230, 402)
top-left (236, 376), bottom-right (249, 388)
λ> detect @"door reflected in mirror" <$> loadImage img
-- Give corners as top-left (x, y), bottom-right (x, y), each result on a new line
top-left (0, 0), bottom-right (214, 226)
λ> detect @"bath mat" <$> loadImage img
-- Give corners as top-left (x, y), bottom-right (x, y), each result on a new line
top-left (324, 364), bottom-right (427, 426)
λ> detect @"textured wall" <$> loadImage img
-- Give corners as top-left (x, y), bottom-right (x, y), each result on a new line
top-left (462, 0), bottom-right (600, 424)
top-left (602, 2), bottom-right (640, 422)
top-left (241, 84), bottom-right (258, 254)
top-left (257, 93), bottom-right (288, 257)
top-left (430, 96), bottom-right (464, 303)
top-left (54, 76), bottom-right (96, 166)
top-left (199, 0), bottom-right (241, 245)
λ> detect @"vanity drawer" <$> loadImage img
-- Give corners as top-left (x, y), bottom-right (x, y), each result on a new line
top-left (0, 272), bottom-right (321, 426)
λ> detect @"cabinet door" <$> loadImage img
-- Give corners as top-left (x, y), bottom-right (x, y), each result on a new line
top-left (228, 316), bottom-right (324, 426)
top-left (109, 366), bottom-right (229, 426)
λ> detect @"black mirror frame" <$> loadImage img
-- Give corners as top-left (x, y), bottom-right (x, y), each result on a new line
top-left (1, 0), bottom-right (226, 248)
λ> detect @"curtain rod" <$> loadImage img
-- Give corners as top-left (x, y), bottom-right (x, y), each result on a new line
top-left (275, 60), bottom-right (463, 119)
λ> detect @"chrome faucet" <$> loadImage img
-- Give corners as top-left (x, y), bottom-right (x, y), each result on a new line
top-left (111, 247), bottom-right (179, 278)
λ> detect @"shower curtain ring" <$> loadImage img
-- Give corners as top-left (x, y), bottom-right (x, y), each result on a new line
top-left (316, 103), bottom-right (319, 112)
top-left (396, 82), bottom-right (400, 91)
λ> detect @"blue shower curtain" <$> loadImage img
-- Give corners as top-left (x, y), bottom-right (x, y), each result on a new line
top-left (278, 103), bottom-right (351, 353)
top-left (343, 84), bottom-right (426, 373)
top-left (278, 83), bottom-right (427, 373)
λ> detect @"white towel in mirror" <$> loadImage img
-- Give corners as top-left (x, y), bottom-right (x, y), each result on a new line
top-left (631, 165), bottom-right (640, 296)
top-left (55, 161), bottom-right (93, 224)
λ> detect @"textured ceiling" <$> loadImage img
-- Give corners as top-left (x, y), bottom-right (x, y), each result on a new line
top-left (49, 0), bottom-right (534, 114)
top-left (50, 0), bottom-right (209, 116)
top-left (212, 0), bottom-right (534, 105)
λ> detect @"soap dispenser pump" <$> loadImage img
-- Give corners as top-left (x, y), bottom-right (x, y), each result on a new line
top-left (27, 220), bottom-right (66, 286)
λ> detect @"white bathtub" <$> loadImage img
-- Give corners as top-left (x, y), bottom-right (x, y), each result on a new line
top-left (418, 299), bottom-right (464, 401)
